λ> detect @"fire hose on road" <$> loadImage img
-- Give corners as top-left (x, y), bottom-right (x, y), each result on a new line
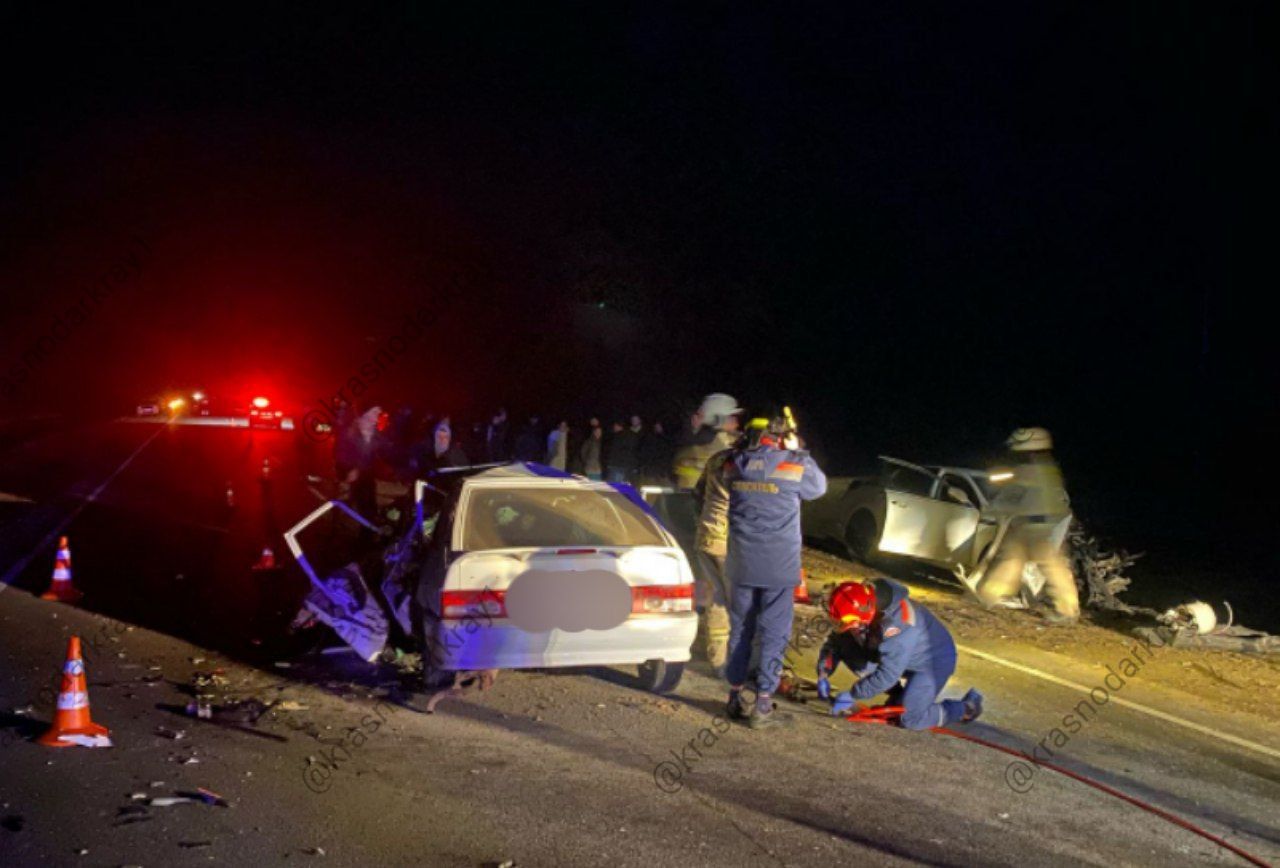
top-left (843, 704), bottom-right (1271, 868)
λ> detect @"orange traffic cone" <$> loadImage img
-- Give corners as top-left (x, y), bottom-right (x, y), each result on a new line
top-left (252, 547), bottom-right (276, 571)
top-left (41, 536), bottom-right (82, 603)
top-left (794, 567), bottom-right (811, 604)
top-left (37, 636), bottom-right (112, 748)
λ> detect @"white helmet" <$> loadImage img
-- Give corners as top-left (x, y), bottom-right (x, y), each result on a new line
top-left (1007, 427), bottom-right (1053, 452)
top-left (698, 393), bottom-right (743, 429)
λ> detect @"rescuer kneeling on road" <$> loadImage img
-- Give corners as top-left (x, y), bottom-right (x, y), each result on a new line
top-left (818, 579), bottom-right (983, 730)
top-left (724, 415), bottom-right (827, 729)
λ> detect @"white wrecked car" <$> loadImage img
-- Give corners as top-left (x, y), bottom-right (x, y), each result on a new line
top-left (416, 464), bottom-right (698, 693)
top-left (802, 456), bottom-right (1069, 593)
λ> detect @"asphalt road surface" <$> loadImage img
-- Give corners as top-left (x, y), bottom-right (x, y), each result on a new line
top-left (1, 416), bottom-right (1277, 867)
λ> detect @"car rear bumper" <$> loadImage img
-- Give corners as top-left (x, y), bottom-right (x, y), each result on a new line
top-left (430, 613), bottom-right (697, 670)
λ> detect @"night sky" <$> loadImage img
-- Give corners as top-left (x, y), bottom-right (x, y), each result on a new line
top-left (2, 6), bottom-right (1276, 550)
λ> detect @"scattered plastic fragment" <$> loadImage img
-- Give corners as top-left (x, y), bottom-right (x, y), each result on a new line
top-left (148, 797), bottom-right (196, 807)
top-left (193, 787), bottom-right (229, 807)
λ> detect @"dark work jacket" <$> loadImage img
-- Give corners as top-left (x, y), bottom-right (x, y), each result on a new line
top-left (724, 445), bottom-right (827, 588)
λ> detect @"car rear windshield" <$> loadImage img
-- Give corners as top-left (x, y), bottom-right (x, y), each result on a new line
top-left (461, 487), bottom-right (668, 550)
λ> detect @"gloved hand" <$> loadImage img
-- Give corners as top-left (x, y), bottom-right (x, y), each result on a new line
top-left (815, 655), bottom-right (832, 700)
top-left (830, 692), bottom-right (855, 716)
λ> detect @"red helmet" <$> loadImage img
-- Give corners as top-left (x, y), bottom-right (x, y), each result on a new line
top-left (829, 581), bottom-right (877, 632)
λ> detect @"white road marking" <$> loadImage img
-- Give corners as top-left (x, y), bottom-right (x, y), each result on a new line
top-left (1, 424), bottom-right (169, 589)
top-left (957, 643), bottom-right (1280, 761)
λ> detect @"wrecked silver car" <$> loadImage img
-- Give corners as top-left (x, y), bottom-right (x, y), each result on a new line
top-left (801, 456), bottom-right (1069, 595)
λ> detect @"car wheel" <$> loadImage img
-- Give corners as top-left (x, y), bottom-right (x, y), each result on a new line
top-left (637, 659), bottom-right (684, 694)
top-left (846, 511), bottom-right (877, 563)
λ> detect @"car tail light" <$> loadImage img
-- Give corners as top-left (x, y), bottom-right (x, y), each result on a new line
top-left (441, 589), bottom-right (507, 620)
top-left (555, 548), bottom-right (598, 556)
top-left (631, 583), bottom-right (694, 615)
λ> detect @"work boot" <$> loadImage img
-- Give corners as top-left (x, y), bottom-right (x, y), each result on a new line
top-left (748, 697), bottom-right (793, 730)
top-left (725, 690), bottom-right (750, 722)
top-left (961, 688), bottom-right (984, 723)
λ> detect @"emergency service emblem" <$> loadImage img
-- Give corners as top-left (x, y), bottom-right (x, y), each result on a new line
top-left (769, 461), bottom-right (805, 482)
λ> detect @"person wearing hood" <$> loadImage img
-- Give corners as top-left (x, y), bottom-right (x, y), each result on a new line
top-left (426, 420), bottom-right (468, 470)
top-left (334, 403), bottom-right (384, 519)
top-left (818, 578), bottom-right (983, 730)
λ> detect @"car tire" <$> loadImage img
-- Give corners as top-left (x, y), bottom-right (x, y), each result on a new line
top-left (637, 659), bottom-right (684, 694)
top-left (846, 511), bottom-right (877, 563)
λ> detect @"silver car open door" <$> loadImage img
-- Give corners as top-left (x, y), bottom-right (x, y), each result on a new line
top-left (876, 457), bottom-right (979, 566)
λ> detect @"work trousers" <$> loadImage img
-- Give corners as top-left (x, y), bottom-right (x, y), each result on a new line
top-left (725, 584), bottom-right (794, 696)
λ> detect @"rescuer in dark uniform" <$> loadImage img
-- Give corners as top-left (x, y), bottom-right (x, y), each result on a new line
top-left (723, 415), bottom-right (827, 729)
top-left (818, 579), bottom-right (983, 730)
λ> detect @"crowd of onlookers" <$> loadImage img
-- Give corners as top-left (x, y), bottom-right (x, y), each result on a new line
top-left (332, 403), bottom-right (697, 496)
top-left (496, 410), bottom-right (678, 484)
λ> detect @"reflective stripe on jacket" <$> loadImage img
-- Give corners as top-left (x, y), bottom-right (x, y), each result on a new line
top-left (725, 445), bottom-right (827, 588)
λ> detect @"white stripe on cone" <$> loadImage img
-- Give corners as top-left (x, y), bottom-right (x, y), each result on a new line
top-left (56, 733), bottom-right (112, 748)
top-left (56, 691), bottom-right (88, 710)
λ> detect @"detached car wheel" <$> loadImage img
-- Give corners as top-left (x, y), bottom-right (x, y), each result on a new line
top-left (637, 659), bottom-right (684, 694)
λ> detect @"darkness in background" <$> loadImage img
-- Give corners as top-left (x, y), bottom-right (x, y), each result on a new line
top-left (1, 5), bottom-right (1276, 620)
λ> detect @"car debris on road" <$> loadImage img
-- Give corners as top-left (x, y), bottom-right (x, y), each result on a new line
top-left (1136, 600), bottom-right (1280, 655)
